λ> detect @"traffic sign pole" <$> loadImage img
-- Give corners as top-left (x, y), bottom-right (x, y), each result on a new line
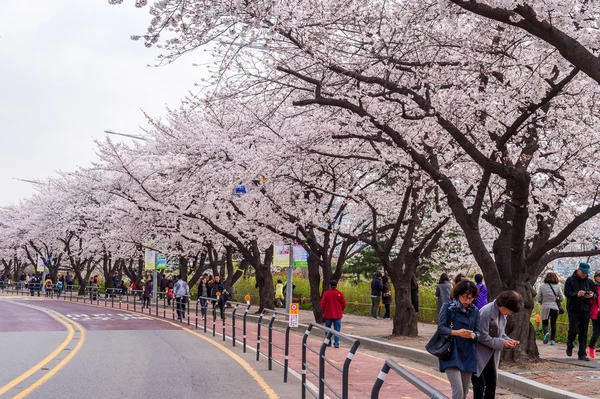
top-left (285, 246), bottom-right (293, 321)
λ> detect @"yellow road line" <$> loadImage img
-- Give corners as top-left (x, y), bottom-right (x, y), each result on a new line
top-left (0, 301), bottom-right (86, 398)
top-left (79, 301), bottom-right (279, 399)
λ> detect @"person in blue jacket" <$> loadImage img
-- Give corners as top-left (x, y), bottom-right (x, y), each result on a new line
top-left (437, 280), bottom-right (480, 399)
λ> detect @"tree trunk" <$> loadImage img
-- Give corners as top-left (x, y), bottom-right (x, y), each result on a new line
top-left (502, 282), bottom-right (539, 361)
top-left (253, 245), bottom-right (275, 312)
top-left (308, 250), bottom-right (323, 323)
top-left (391, 279), bottom-right (418, 336)
top-left (179, 256), bottom-right (189, 280)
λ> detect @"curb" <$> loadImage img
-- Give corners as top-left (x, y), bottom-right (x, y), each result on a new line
top-left (345, 335), bottom-right (593, 399)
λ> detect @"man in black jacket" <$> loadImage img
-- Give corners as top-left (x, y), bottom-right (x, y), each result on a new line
top-left (564, 262), bottom-right (597, 360)
top-left (370, 273), bottom-right (383, 319)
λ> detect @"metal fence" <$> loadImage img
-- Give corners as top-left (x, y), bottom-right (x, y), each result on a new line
top-left (0, 285), bottom-right (446, 398)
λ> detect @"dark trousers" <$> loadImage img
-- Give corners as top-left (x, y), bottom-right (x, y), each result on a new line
top-left (471, 356), bottom-right (497, 399)
top-left (384, 304), bottom-right (391, 319)
top-left (542, 309), bottom-right (558, 341)
top-left (143, 296), bottom-right (150, 308)
top-left (199, 298), bottom-right (208, 317)
top-left (590, 318), bottom-right (600, 348)
top-left (567, 312), bottom-right (590, 357)
top-left (176, 296), bottom-right (186, 319)
top-left (371, 296), bottom-right (380, 318)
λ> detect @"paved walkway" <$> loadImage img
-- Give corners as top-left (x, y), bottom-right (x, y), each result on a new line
top-left (322, 310), bottom-right (600, 398)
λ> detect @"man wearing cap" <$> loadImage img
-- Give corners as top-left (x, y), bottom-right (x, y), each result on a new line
top-left (320, 280), bottom-right (347, 348)
top-left (564, 262), bottom-right (597, 360)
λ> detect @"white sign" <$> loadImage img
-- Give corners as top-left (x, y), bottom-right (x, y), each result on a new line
top-left (289, 314), bottom-right (299, 327)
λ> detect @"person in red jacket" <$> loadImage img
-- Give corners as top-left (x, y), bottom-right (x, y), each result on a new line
top-left (320, 280), bottom-right (347, 348)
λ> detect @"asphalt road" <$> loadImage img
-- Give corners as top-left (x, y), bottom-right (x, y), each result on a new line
top-left (0, 298), bottom-right (300, 399)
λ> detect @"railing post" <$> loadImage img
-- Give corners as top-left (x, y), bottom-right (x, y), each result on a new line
top-left (231, 304), bottom-right (238, 347)
top-left (343, 340), bottom-right (361, 399)
top-left (301, 325), bottom-right (312, 399)
top-left (212, 302), bottom-right (217, 336)
top-left (243, 305), bottom-right (249, 353)
top-left (318, 332), bottom-right (331, 399)
top-left (268, 313), bottom-right (276, 371)
top-left (256, 312), bottom-right (264, 361)
top-left (284, 325), bottom-right (290, 383)
top-left (195, 300), bottom-right (199, 329)
top-left (370, 363), bottom-right (390, 399)
top-left (222, 299), bottom-right (226, 342)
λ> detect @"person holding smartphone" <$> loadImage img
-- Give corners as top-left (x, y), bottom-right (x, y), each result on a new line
top-left (472, 290), bottom-right (524, 399)
top-left (564, 262), bottom-right (597, 360)
top-left (436, 280), bottom-right (480, 399)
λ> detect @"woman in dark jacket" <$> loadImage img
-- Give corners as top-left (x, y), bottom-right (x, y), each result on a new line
top-left (197, 277), bottom-right (211, 319)
top-left (436, 280), bottom-right (480, 399)
top-left (210, 275), bottom-right (225, 319)
top-left (381, 275), bottom-right (392, 319)
top-left (143, 277), bottom-right (153, 309)
top-left (435, 274), bottom-right (453, 314)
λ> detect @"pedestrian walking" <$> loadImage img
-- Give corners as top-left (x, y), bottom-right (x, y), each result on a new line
top-left (143, 276), bottom-right (153, 309)
top-left (538, 272), bottom-right (563, 346)
top-left (197, 277), bottom-right (209, 319)
top-left (56, 274), bottom-right (64, 299)
top-left (435, 273), bottom-right (453, 314)
top-left (173, 275), bottom-right (190, 321)
top-left (472, 291), bottom-right (523, 399)
top-left (44, 277), bottom-right (53, 298)
top-left (20, 272), bottom-right (26, 290)
top-left (564, 262), bottom-right (597, 360)
top-left (111, 271), bottom-right (120, 297)
top-left (453, 273), bottom-right (467, 286)
top-left (381, 275), bottom-right (392, 319)
top-left (370, 272), bottom-right (383, 319)
top-left (474, 273), bottom-right (488, 309)
top-left (160, 273), bottom-right (168, 299)
top-left (210, 275), bottom-right (225, 319)
top-left (588, 270), bottom-right (600, 358)
top-left (66, 272), bottom-right (73, 291)
top-left (320, 280), bottom-right (347, 348)
top-left (91, 276), bottom-right (99, 301)
top-left (436, 280), bottom-right (480, 399)
top-left (275, 279), bottom-right (284, 308)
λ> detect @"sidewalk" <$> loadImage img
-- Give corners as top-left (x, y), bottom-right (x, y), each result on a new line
top-left (316, 310), bottom-right (599, 398)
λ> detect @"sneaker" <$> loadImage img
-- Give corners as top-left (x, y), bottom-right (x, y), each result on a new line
top-left (579, 355), bottom-right (591, 362)
top-left (372, 317), bottom-right (378, 320)
top-left (566, 346), bottom-right (573, 357)
top-left (550, 341), bottom-right (556, 346)
top-left (590, 347), bottom-right (596, 359)
top-left (334, 345), bottom-right (339, 348)
top-left (543, 333), bottom-right (550, 344)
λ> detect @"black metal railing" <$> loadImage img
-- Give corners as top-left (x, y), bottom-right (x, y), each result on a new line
top-left (371, 358), bottom-right (447, 399)
top-left (302, 322), bottom-right (360, 399)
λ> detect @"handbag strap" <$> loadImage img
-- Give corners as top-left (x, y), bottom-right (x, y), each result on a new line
top-left (548, 283), bottom-right (560, 302)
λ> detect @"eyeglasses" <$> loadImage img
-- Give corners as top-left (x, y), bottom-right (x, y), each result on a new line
top-left (459, 294), bottom-right (475, 302)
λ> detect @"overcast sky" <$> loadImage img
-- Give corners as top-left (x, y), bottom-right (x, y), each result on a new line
top-left (0, 1), bottom-right (210, 205)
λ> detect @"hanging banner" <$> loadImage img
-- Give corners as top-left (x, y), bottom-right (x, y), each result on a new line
top-left (274, 245), bottom-right (291, 267)
top-left (292, 245), bottom-right (308, 269)
top-left (156, 254), bottom-right (168, 271)
top-left (144, 248), bottom-right (156, 271)
top-left (36, 255), bottom-right (45, 272)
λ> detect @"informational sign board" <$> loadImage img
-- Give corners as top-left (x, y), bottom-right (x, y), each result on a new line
top-left (36, 255), bottom-right (45, 272)
top-left (156, 254), bottom-right (167, 271)
top-left (144, 248), bottom-right (156, 271)
top-left (289, 302), bottom-right (299, 327)
top-left (292, 245), bottom-right (308, 268)
top-left (274, 245), bottom-right (291, 267)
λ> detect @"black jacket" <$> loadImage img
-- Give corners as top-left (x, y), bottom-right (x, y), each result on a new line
top-left (564, 271), bottom-right (597, 314)
top-left (371, 278), bottom-right (383, 297)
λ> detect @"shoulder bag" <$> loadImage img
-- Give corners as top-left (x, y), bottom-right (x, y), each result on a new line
top-left (548, 284), bottom-right (565, 315)
top-left (426, 309), bottom-right (453, 360)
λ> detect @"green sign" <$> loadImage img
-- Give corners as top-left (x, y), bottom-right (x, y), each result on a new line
top-left (292, 245), bottom-right (308, 268)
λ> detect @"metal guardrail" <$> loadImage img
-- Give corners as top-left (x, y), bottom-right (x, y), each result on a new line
top-left (256, 308), bottom-right (291, 383)
top-left (0, 284), bottom-right (448, 399)
top-left (302, 322), bottom-right (360, 399)
top-left (371, 358), bottom-right (448, 399)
